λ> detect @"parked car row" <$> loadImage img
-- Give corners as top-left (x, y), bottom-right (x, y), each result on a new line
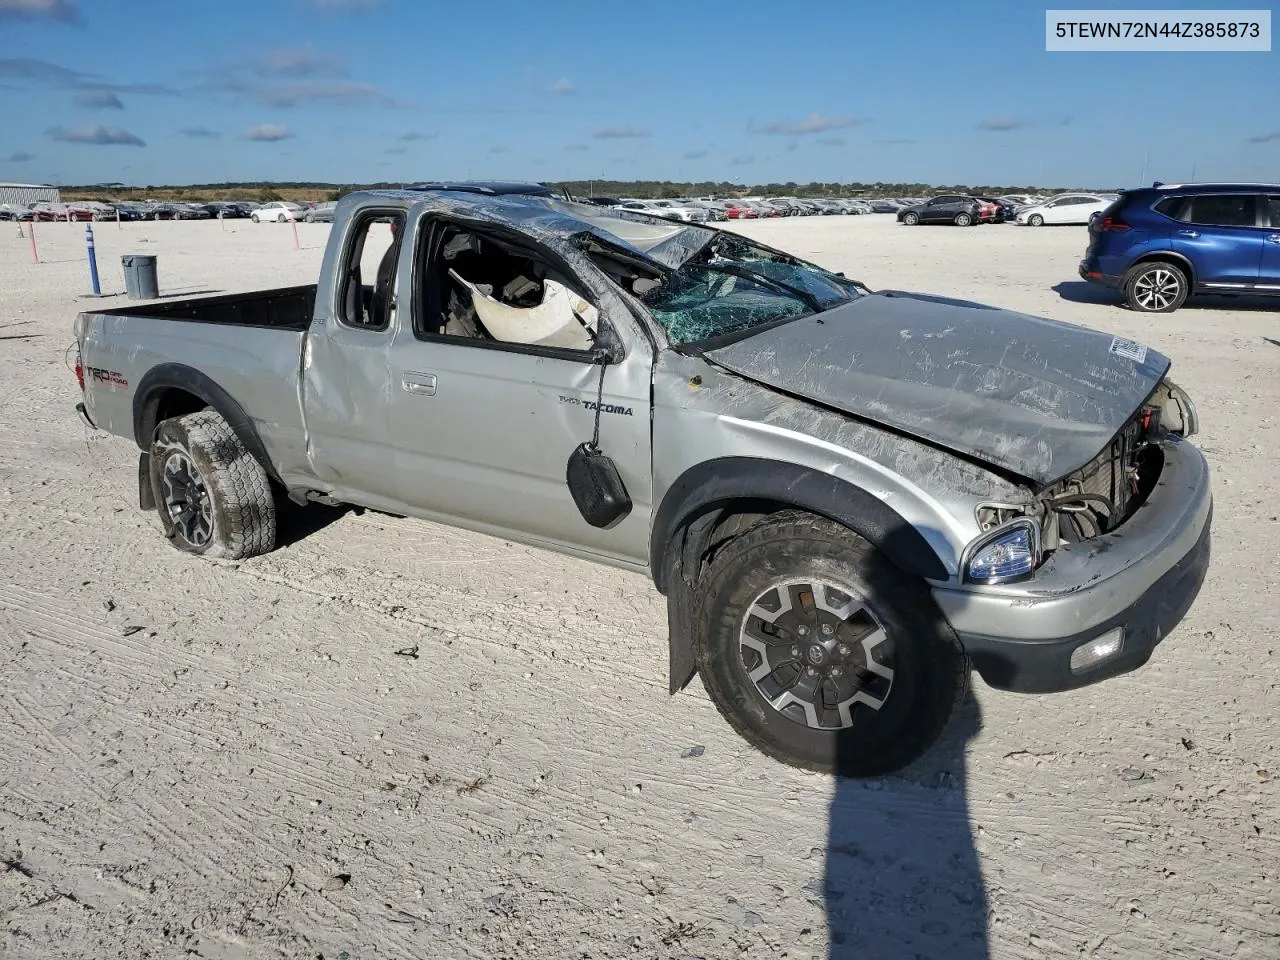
top-left (576, 192), bottom-right (1128, 228)
top-left (895, 192), bottom-right (1119, 227)
top-left (584, 195), bottom-right (880, 223)
top-left (0, 199), bottom-right (336, 223)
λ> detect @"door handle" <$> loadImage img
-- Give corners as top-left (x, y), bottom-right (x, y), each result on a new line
top-left (1176, 230), bottom-right (1199, 238)
top-left (401, 372), bottom-right (436, 396)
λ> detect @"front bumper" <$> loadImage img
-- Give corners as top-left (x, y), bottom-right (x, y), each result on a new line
top-left (932, 437), bottom-right (1212, 693)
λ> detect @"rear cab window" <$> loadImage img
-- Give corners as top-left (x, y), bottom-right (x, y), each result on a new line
top-left (338, 209), bottom-right (407, 331)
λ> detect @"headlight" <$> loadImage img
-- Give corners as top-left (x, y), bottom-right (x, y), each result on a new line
top-left (963, 518), bottom-right (1040, 584)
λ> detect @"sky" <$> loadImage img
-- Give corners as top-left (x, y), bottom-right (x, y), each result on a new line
top-left (0, 0), bottom-right (1277, 188)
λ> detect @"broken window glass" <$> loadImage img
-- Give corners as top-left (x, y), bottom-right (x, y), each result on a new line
top-left (635, 236), bottom-right (861, 346)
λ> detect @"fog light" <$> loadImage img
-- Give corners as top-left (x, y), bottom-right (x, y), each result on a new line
top-left (1070, 627), bottom-right (1124, 673)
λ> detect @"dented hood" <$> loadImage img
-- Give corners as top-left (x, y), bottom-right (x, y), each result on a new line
top-left (703, 291), bottom-right (1170, 486)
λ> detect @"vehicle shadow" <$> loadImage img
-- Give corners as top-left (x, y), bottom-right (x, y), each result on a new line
top-left (1051, 281), bottom-right (1123, 306)
top-left (826, 696), bottom-right (987, 958)
top-left (825, 524), bottom-right (988, 958)
top-left (273, 493), bottom-right (352, 549)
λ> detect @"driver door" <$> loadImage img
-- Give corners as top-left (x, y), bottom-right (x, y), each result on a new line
top-left (386, 214), bottom-right (655, 564)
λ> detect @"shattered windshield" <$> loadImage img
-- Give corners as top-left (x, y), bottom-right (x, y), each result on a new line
top-left (638, 233), bottom-right (862, 346)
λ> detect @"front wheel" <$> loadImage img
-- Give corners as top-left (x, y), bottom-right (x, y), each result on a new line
top-left (954, 213), bottom-right (972, 226)
top-left (694, 511), bottom-right (967, 777)
top-left (251, 214), bottom-right (260, 223)
top-left (1125, 261), bottom-right (1188, 313)
top-left (1028, 214), bottom-right (1044, 226)
top-left (901, 212), bottom-right (919, 225)
top-left (149, 410), bottom-right (276, 560)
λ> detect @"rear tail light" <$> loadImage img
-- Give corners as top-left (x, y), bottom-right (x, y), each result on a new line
top-left (75, 361), bottom-right (85, 391)
top-left (1096, 215), bottom-right (1130, 232)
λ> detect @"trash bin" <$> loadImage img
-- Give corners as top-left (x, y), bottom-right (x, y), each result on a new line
top-left (121, 254), bottom-right (159, 299)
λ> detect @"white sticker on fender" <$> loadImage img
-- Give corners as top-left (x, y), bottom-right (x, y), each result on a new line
top-left (1109, 336), bottom-right (1148, 364)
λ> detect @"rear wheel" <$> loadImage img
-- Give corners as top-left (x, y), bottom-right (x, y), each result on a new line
top-left (149, 410), bottom-right (276, 560)
top-left (1125, 261), bottom-right (1188, 313)
top-left (954, 213), bottom-right (972, 226)
top-left (694, 511), bottom-right (967, 776)
top-left (902, 212), bottom-right (919, 225)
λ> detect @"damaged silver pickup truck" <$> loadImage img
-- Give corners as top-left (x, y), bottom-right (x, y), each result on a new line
top-left (73, 182), bottom-right (1212, 775)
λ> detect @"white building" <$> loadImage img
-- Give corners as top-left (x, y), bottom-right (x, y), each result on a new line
top-left (0, 182), bottom-right (61, 205)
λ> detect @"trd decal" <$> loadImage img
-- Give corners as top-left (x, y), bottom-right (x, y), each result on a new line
top-left (85, 367), bottom-right (128, 388)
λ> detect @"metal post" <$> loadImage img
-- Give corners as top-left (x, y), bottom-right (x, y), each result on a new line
top-left (85, 223), bottom-right (101, 295)
top-left (288, 209), bottom-right (300, 250)
top-left (116, 206), bottom-right (121, 229)
top-left (27, 218), bottom-right (39, 262)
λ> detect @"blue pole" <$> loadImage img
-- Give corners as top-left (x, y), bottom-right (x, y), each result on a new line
top-left (85, 222), bottom-right (101, 296)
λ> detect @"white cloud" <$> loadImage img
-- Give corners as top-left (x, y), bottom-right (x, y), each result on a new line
top-left (755, 112), bottom-right (866, 136)
top-left (242, 123), bottom-right (294, 142)
top-left (0, 0), bottom-right (79, 23)
top-left (48, 124), bottom-right (144, 146)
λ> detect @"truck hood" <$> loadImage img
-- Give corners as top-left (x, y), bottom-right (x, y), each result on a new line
top-left (702, 291), bottom-right (1170, 487)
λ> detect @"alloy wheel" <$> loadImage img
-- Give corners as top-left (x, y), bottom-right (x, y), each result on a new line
top-left (1133, 268), bottom-right (1182, 311)
top-left (739, 579), bottom-right (895, 730)
top-left (162, 451), bottom-right (213, 548)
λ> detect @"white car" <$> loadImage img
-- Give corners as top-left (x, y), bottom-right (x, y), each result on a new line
top-left (616, 199), bottom-right (708, 223)
top-left (251, 202), bottom-right (304, 223)
top-left (1015, 193), bottom-right (1115, 226)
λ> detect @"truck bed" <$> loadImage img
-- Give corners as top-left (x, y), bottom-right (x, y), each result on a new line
top-left (91, 285), bottom-right (316, 330)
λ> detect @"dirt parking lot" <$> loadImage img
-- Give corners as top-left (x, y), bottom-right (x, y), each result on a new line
top-left (2, 214), bottom-right (1277, 959)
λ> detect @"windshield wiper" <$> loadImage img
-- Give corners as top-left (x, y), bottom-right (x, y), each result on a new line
top-left (701, 262), bottom-right (823, 313)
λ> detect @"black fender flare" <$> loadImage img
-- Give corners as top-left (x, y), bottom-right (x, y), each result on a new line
top-left (132, 363), bottom-right (279, 482)
top-left (651, 457), bottom-right (949, 694)
top-left (651, 457), bottom-right (948, 590)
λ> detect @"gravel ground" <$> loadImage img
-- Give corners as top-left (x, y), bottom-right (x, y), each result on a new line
top-left (1, 213), bottom-right (1277, 960)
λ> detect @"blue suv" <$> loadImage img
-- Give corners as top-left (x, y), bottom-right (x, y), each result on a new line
top-left (1079, 183), bottom-right (1280, 313)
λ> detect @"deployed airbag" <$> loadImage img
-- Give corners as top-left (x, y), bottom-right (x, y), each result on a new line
top-left (449, 269), bottom-right (599, 350)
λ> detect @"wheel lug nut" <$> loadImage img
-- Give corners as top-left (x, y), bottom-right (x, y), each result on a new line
top-left (797, 625), bottom-right (808, 636)
top-left (837, 644), bottom-right (850, 657)
top-left (821, 623), bottom-right (834, 636)
top-left (805, 666), bottom-right (818, 676)
top-left (790, 646), bottom-right (800, 658)
top-left (831, 666), bottom-right (843, 678)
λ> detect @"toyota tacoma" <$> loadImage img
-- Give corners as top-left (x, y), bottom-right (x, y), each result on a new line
top-left (72, 182), bottom-right (1213, 776)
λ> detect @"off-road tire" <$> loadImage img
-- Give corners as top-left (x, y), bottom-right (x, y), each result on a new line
top-left (694, 510), bottom-right (967, 777)
top-left (902, 212), bottom-right (919, 225)
top-left (954, 213), bottom-right (973, 226)
top-left (149, 410), bottom-right (276, 560)
top-left (1124, 261), bottom-right (1189, 313)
